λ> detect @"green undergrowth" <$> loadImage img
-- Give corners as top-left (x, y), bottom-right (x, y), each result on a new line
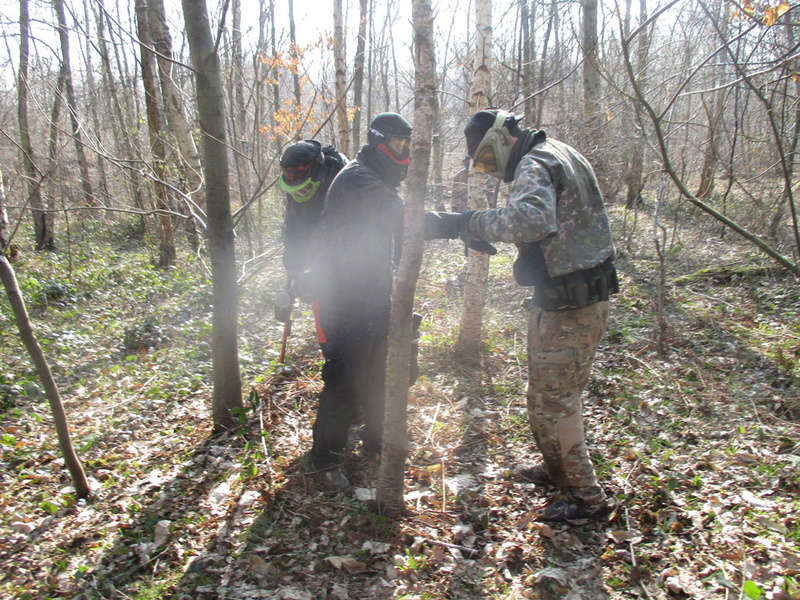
top-left (1, 209), bottom-right (799, 599)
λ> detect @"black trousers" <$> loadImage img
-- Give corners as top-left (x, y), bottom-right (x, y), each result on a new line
top-left (311, 321), bottom-right (388, 466)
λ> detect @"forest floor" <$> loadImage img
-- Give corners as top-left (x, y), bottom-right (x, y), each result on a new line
top-left (1, 204), bottom-right (799, 600)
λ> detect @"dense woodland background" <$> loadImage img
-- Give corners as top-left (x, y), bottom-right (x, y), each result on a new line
top-left (0, 0), bottom-right (799, 599)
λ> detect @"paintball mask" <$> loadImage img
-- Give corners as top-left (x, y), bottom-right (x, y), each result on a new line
top-left (279, 140), bottom-right (324, 202)
top-left (367, 112), bottom-right (412, 185)
top-left (465, 109), bottom-right (516, 179)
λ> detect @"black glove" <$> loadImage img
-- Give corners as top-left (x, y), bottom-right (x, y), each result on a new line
top-left (274, 288), bottom-right (293, 323)
top-left (466, 239), bottom-right (498, 255)
top-left (289, 271), bottom-right (316, 303)
top-left (424, 211), bottom-right (474, 240)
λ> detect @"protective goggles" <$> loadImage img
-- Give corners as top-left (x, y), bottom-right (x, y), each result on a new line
top-left (281, 163), bottom-right (314, 185)
top-left (279, 175), bottom-right (321, 203)
top-left (387, 136), bottom-right (410, 158)
top-left (377, 137), bottom-right (411, 165)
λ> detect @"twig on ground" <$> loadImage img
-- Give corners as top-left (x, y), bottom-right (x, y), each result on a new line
top-left (423, 537), bottom-right (479, 556)
top-left (257, 393), bottom-right (274, 488)
top-left (423, 403), bottom-right (441, 446)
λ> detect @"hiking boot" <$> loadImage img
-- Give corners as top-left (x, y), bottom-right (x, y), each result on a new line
top-left (542, 496), bottom-right (616, 523)
top-left (514, 463), bottom-right (553, 487)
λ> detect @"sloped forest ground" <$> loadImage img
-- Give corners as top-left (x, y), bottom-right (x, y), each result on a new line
top-left (0, 201), bottom-right (798, 600)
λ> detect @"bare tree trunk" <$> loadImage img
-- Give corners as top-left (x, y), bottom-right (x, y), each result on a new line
top-left (456, 0), bottom-right (492, 364)
top-left (18, 0), bottom-right (52, 251)
top-left (182, 0), bottom-right (243, 432)
top-left (624, 0), bottom-right (649, 208)
top-left (376, 0), bottom-right (436, 513)
top-left (269, 0), bottom-right (282, 153)
top-left (520, 0), bottom-right (533, 122)
top-left (135, 0), bottom-right (175, 267)
top-left (46, 67), bottom-right (66, 243)
top-left (333, 0), bottom-right (350, 155)
top-left (352, 0), bottom-right (367, 150)
top-left (96, 0), bottom-right (146, 236)
top-left (535, 0), bottom-right (555, 126)
top-left (0, 199), bottom-right (90, 497)
top-left (581, 0), bottom-right (602, 160)
top-left (388, 1), bottom-right (401, 112)
top-left (81, 0), bottom-right (110, 206)
top-left (768, 12), bottom-right (800, 240)
top-left (227, 0), bottom-right (255, 256)
top-left (695, 0), bottom-right (728, 200)
top-left (367, 0), bottom-right (374, 123)
top-left (288, 0), bottom-right (302, 106)
top-left (54, 0), bottom-right (95, 207)
top-left (148, 0), bottom-right (202, 251)
top-left (0, 168), bottom-right (8, 247)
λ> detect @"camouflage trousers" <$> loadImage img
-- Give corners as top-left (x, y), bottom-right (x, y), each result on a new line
top-left (526, 301), bottom-right (609, 505)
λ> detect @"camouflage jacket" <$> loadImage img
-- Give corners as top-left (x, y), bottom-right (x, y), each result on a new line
top-left (465, 136), bottom-right (614, 279)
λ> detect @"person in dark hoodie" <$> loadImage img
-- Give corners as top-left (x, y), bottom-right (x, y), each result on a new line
top-left (425, 109), bottom-right (619, 521)
top-left (305, 113), bottom-right (411, 488)
top-left (278, 140), bottom-right (346, 302)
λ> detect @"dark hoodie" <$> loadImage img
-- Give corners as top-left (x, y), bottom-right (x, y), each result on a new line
top-left (312, 145), bottom-right (404, 335)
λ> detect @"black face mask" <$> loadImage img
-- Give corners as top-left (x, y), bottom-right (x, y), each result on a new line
top-left (360, 145), bottom-right (408, 187)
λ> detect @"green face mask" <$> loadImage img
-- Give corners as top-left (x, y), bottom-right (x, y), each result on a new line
top-left (279, 175), bottom-right (321, 203)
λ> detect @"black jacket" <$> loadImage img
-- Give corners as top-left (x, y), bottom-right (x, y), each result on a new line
top-left (313, 146), bottom-right (403, 331)
top-left (282, 150), bottom-right (346, 280)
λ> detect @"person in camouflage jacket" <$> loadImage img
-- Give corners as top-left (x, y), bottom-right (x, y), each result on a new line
top-left (425, 109), bottom-right (619, 521)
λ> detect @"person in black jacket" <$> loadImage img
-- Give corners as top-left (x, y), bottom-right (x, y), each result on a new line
top-left (279, 140), bottom-right (346, 298)
top-left (307, 113), bottom-right (412, 485)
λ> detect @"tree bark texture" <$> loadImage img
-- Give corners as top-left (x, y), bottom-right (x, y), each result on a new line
top-left (695, 0), bottom-right (728, 200)
top-left (0, 254), bottom-right (91, 499)
top-left (95, 0), bottom-right (147, 235)
top-left (352, 0), bottom-right (368, 151)
top-left (229, 0), bottom-right (255, 257)
top-left (0, 167), bottom-right (8, 248)
top-left (18, 0), bottom-right (52, 251)
top-left (148, 0), bottom-right (203, 250)
top-left (333, 0), bottom-right (350, 156)
top-left (182, 0), bottom-right (244, 431)
top-left (288, 0), bottom-right (302, 106)
top-left (376, 0), bottom-right (437, 513)
top-left (81, 0), bottom-right (111, 205)
top-left (456, 0), bottom-right (492, 364)
top-left (624, 0), bottom-right (649, 208)
top-left (54, 0), bottom-right (95, 208)
top-left (134, 0), bottom-right (175, 267)
top-left (520, 0), bottom-right (533, 123)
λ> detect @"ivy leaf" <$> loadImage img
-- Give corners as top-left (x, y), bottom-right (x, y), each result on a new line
top-left (743, 580), bottom-right (764, 600)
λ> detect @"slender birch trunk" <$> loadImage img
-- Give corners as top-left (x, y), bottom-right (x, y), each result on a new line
top-left (456, 0), bottom-right (492, 364)
top-left (148, 0), bottom-right (202, 250)
top-left (334, 0), bottom-right (350, 155)
top-left (352, 0), bottom-right (368, 150)
top-left (377, 0), bottom-right (437, 513)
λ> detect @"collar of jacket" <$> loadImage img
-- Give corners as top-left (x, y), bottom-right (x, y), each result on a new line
top-left (505, 129), bottom-right (547, 182)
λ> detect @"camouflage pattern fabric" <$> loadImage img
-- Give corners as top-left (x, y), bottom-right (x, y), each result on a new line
top-left (526, 301), bottom-right (609, 506)
top-left (465, 138), bottom-right (614, 279)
